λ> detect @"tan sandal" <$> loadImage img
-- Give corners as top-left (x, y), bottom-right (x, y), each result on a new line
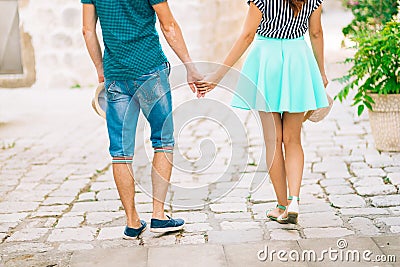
top-left (277, 196), bottom-right (300, 224)
top-left (267, 204), bottom-right (286, 221)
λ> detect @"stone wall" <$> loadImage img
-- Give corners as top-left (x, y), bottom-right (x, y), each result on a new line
top-left (16, 0), bottom-right (247, 89)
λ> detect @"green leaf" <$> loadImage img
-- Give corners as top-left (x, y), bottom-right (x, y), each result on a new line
top-left (353, 99), bottom-right (362, 106)
top-left (364, 94), bottom-right (375, 104)
top-left (358, 105), bottom-right (365, 116)
top-left (337, 17), bottom-right (400, 115)
top-left (364, 100), bottom-right (373, 110)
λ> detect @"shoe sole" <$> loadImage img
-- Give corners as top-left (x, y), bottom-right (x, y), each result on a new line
top-left (267, 215), bottom-right (278, 221)
top-left (150, 225), bottom-right (184, 233)
top-left (277, 218), bottom-right (288, 224)
top-left (122, 225), bottom-right (147, 240)
top-left (287, 212), bottom-right (298, 224)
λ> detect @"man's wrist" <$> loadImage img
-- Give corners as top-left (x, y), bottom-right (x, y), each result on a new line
top-left (95, 61), bottom-right (103, 69)
top-left (184, 61), bottom-right (195, 71)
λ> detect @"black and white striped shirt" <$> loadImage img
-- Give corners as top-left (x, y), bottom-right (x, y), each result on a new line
top-left (248, 0), bottom-right (324, 39)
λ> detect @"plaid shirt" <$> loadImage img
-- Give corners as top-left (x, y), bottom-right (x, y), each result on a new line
top-left (81, 0), bottom-right (168, 80)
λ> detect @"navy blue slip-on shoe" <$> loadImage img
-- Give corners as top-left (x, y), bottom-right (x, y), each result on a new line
top-left (150, 215), bottom-right (185, 233)
top-left (123, 220), bottom-right (147, 239)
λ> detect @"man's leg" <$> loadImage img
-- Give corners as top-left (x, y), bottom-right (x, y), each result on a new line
top-left (137, 64), bottom-right (175, 219)
top-left (137, 63), bottom-right (184, 232)
top-left (105, 80), bottom-right (142, 230)
top-left (151, 148), bottom-right (173, 220)
top-left (112, 160), bottom-right (141, 228)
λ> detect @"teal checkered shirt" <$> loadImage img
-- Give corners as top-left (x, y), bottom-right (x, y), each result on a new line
top-left (81, 0), bottom-right (168, 80)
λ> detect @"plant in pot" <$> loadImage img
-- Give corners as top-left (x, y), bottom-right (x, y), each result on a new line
top-left (336, 19), bottom-right (400, 152)
top-left (341, 0), bottom-right (399, 39)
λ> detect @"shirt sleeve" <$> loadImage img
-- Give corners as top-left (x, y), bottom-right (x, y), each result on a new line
top-left (81, 0), bottom-right (94, 4)
top-left (312, 0), bottom-right (324, 11)
top-left (247, 0), bottom-right (265, 14)
top-left (149, 0), bottom-right (167, 6)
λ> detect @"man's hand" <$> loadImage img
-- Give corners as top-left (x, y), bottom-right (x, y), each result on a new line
top-left (186, 64), bottom-right (204, 94)
top-left (154, 2), bottom-right (200, 95)
top-left (97, 65), bottom-right (104, 83)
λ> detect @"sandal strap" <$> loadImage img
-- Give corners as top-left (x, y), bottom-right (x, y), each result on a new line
top-left (288, 196), bottom-right (300, 201)
top-left (276, 204), bottom-right (286, 211)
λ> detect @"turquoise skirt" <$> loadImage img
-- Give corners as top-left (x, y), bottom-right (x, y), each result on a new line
top-left (231, 35), bottom-right (329, 113)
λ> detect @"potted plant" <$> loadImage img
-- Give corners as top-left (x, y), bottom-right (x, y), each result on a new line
top-left (341, 0), bottom-right (399, 39)
top-left (336, 20), bottom-right (400, 152)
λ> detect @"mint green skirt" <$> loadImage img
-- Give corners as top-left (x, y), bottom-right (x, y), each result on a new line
top-left (231, 35), bottom-right (329, 113)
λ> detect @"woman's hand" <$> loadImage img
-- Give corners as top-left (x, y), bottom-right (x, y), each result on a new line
top-left (321, 73), bottom-right (328, 88)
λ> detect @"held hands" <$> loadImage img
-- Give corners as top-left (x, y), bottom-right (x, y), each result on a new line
top-left (185, 63), bottom-right (223, 98)
top-left (194, 71), bottom-right (223, 98)
top-left (186, 64), bottom-right (204, 94)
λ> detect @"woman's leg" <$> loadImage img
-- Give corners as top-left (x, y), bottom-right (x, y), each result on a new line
top-left (282, 112), bottom-right (304, 199)
top-left (259, 112), bottom-right (288, 218)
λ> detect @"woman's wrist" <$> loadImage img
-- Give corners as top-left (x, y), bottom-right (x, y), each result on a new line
top-left (215, 65), bottom-right (230, 81)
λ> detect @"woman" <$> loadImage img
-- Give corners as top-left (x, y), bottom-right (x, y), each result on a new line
top-left (196, 0), bottom-right (329, 224)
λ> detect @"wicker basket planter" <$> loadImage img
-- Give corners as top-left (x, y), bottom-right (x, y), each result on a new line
top-left (368, 93), bottom-right (400, 152)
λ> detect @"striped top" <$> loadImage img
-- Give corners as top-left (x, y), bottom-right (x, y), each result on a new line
top-left (248, 0), bottom-right (324, 39)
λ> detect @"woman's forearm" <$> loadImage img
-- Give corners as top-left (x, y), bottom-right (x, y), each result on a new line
top-left (195, 2), bottom-right (262, 94)
top-left (215, 3), bottom-right (263, 79)
top-left (309, 31), bottom-right (326, 76)
top-left (215, 33), bottom-right (255, 78)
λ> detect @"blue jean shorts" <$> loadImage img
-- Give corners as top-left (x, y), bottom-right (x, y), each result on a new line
top-left (105, 63), bottom-right (174, 158)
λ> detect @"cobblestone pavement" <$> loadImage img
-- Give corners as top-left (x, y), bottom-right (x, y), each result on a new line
top-left (1, 1), bottom-right (399, 266)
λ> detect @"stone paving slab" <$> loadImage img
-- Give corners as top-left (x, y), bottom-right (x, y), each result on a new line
top-left (298, 237), bottom-right (395, 267)
top-left (373, 236), bottom-right (400, 259)
top-left (44, 237), bottom-right (400, 267)
top-left (224, 241), bottom-right (306, 267)
top-left (148, 244), bottom-right (227, 267)
top-left (70, 247), bottom-right (148, 267)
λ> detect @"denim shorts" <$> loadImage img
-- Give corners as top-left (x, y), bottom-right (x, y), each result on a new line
top-left (105, 63), bottom-right (174, 158)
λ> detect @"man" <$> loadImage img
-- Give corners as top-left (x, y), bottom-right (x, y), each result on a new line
top-left (82, 0), bottom-right (201, 238)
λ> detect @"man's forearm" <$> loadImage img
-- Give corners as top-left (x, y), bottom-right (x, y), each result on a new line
top-left (161, 22), bottom-right (193, 68)
top-left (83, 29), bottom-right (103, 69)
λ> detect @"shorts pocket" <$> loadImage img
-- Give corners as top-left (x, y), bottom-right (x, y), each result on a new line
top-left (105, 81), bottom-right (127, 102)
top-left (136, 75), bottom-right (164, 104)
